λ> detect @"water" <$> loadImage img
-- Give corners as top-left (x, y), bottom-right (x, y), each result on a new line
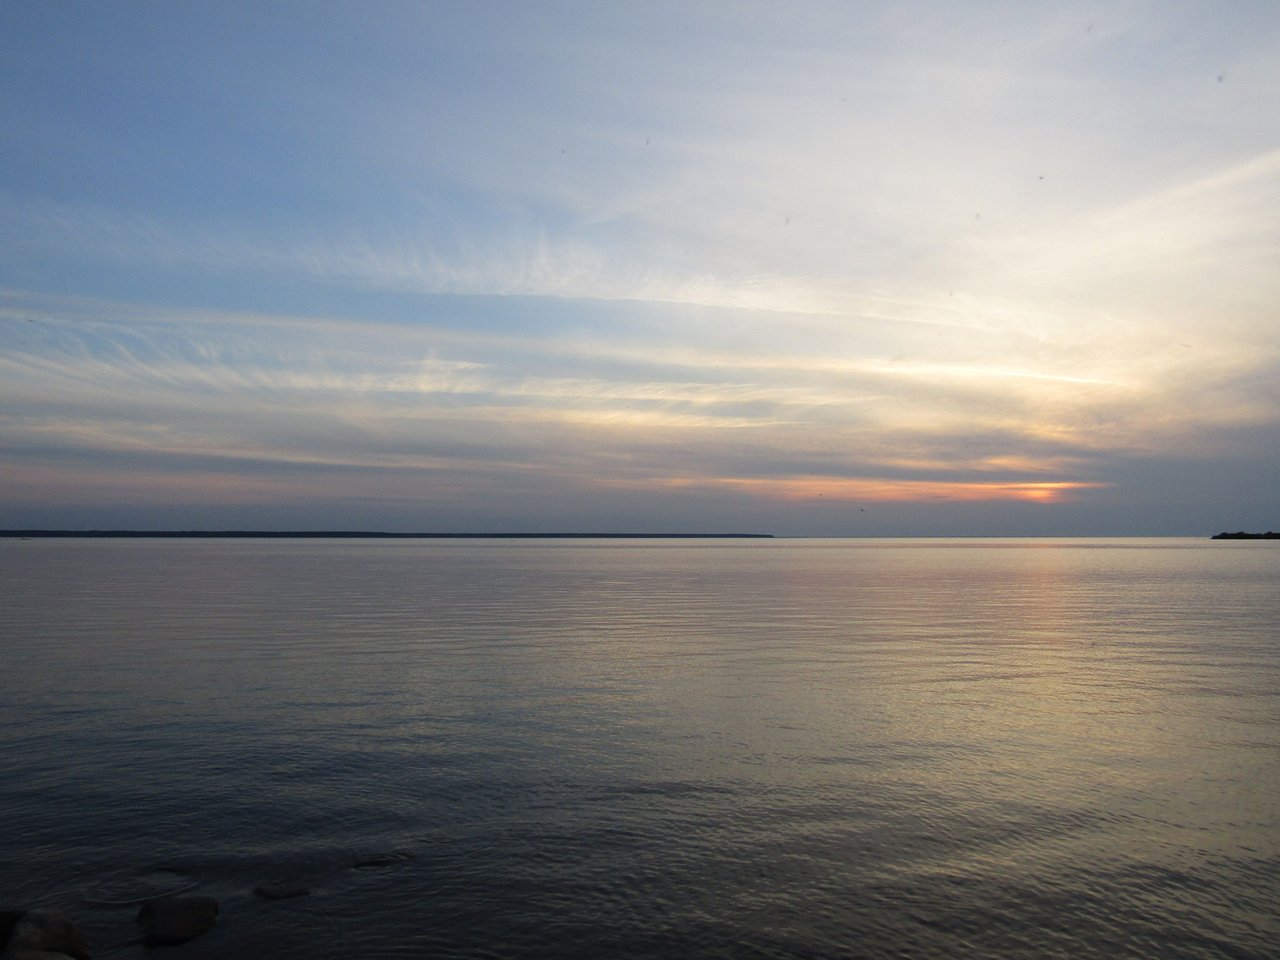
top-left (1, 537), bottom-right (1277, 959)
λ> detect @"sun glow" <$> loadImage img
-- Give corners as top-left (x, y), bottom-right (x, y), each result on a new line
top-left (636, 477), bottom-right (1110, 504)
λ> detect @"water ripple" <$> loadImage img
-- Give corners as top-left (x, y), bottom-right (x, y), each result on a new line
top-left (2, 537), bottom-right (1277, 959)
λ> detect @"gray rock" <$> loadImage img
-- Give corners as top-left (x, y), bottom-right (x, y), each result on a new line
top-left (136, 896), bottom-right (218, 947)
top-left (1, 908), bottom-right (90, 960)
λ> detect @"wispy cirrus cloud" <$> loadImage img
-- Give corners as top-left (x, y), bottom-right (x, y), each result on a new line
top-left (3, 284), bottom-right (1271, 511)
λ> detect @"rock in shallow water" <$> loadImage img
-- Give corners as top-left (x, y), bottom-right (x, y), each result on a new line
top-left (351, 851), bottom-right (413, 871)
top-left (253, 881), bottom-right (309, 901)
top-left (1, 907), bottom-right (91, 960)
top-left (136, 897), bottom-right (218, 947)
top-left (82, 866), bottom-right (196, 906)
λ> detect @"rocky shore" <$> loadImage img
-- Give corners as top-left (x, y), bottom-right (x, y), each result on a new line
top-left (2, 906), bottom-right (94, 960)
top-left (2, 848), bottom-right (426, 959)
top-left (1, 897), bottom-right (227, 958)
top-left (2, 885), bottom-right (309, 958)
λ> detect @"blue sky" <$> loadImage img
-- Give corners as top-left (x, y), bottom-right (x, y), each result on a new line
top-left (2, 1), bottom-right (1277, 534)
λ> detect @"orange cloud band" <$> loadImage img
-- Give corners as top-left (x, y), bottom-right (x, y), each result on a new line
top-left (638, 476), bottom-right (1111, 504)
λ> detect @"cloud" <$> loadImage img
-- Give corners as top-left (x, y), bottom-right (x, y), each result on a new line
top-left (619, 475), bottom-right (1112, 504)
top-left (6, 280), bottom-right (1272, 519)
top-left (2, 3), bottom-right (1278, 531)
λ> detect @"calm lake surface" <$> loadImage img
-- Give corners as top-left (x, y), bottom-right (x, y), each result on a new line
top-left (2, 537), bottom-right (1277, 959)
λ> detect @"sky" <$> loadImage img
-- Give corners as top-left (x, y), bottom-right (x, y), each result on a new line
top-left (2, 1), bottom-right (1277, 535)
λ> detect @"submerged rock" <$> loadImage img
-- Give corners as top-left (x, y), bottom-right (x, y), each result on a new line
top-left (1, 907), bottom-right (91, 960)
top-left (82, 865), bottom-right (196, 906)
top-left (351, 851), bottom-right (413, 871)
top-left (253, 881), bottom-right (309, 901)
top-left (136, 897), bottom-right (218, 947)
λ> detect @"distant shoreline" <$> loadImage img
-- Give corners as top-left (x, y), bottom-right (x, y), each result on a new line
top-left (0, 530), bottom-right (775, 539)
top-left (1210, 531), bottom-right (1280, 540)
